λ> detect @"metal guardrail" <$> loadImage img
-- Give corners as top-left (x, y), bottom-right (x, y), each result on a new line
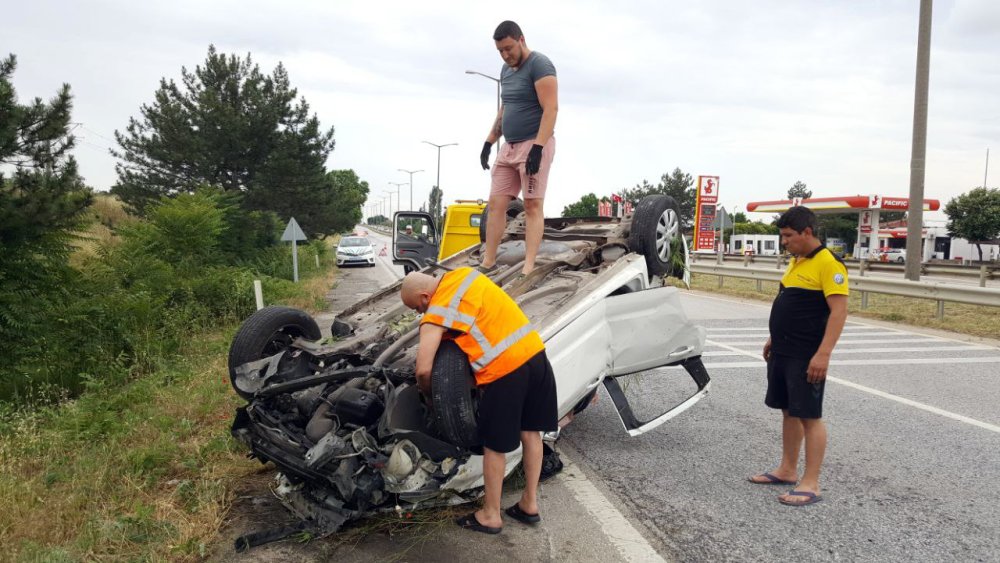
top-left (688, 263), bottom-right (1000, 319)
top-left (691, 253), bottom-right (998, 286)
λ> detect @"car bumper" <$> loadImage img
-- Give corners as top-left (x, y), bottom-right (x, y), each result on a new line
top-left (337, 256), bottom-right (375, 266)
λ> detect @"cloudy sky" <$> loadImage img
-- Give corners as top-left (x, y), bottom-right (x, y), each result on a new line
top-left (7, 0), bottom-right (999, 221)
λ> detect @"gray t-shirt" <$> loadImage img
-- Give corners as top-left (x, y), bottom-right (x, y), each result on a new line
top-left (500, 51), bottom-right (557, 143)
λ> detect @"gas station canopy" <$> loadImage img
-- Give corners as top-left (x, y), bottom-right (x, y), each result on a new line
top-left (746, 195), bottom-right (940, 215)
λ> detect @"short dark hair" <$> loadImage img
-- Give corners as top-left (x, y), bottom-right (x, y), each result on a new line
top-left (776, 206), bottom-right (818, 235)
top-left (493, 21), bottom-right (523, 41)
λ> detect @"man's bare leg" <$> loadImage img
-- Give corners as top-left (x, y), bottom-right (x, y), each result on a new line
top-left (475, 447), bottom-right (506, 528)
top-left (750, 409), bottom-right (801, 483)
top-left (518, 431), bottom-right (543, 515)
top-left (522, 198), bottom-right (544, 275)
top-left (480, 194), bottom-right (512, 269)
top-left (780, 417), bottom-right (826, 501)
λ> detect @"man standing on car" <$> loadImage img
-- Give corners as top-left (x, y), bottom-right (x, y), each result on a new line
top-left (400, 268), bottom-right (559, 533)
top-left (478, 20), bottom-right (558, 278)
top-left (749, 206), bottom-right (848, 506)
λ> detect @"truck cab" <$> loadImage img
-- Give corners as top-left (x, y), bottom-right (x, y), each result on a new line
top-left (392, 200), bottom-right (487, 272)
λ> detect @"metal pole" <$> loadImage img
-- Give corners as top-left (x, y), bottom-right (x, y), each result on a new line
top-left (422, 141), bottom-right (457, 200)
top-left (986, 148), bottom-right (990, 188)
top-left (465, 70), bottom-right (501, 113)
top-left (396, 171), bottom-right (422, 211)
top-left (905, 0), bottom-right (933, 281)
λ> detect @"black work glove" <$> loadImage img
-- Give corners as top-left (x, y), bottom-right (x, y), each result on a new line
top-left (480, 142), bottom-right (493, 170)
top-left (525, 144), bottom-right (544, 175)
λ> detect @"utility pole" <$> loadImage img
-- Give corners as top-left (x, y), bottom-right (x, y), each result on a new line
top-left (422, 141), bottom-right (457, 199)
top-left (905, 0), bottom-right (933, 280)
top-left (397, 170), bottom-right (423, 211)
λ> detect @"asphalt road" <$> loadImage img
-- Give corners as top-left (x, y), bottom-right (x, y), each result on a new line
top-left (308, 237), bottom-right (1000, 562)
top-left (561, 291), bottom-right (1000, 562)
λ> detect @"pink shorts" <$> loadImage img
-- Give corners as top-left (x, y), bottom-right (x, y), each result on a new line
top-left (490, 137), bottom-right (556, 200)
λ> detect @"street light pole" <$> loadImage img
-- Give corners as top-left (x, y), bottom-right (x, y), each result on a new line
top-left (396, 170), bottom-right (422, 211)
top-left (422, 141), bottom-right (458, 201)
top-left (384, 187), bottom-right (401, 223)
top-left (465, 70), bottom-right (501, 113)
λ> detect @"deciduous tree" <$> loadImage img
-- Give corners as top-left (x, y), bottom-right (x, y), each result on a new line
top-left (944, 187), bottom-right (1000, 261)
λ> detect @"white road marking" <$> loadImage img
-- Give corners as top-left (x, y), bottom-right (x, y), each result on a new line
top-left (706, 326), bottom-right (895, 333)
top-left (704, 339), bottom-right (1000, 434)
top-left (704, 345), bottom-right (994, 357)
top-left (702, 357), bottom-right (1000, 369)
top-left (556, 454), bottom-right (667, 563)
top-left (709, 332), bottom-right (910, 339)
top-left (714, 338), bottom-right (939, 346)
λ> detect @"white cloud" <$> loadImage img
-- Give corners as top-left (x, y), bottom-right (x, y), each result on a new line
top-left (5, 0), bottom-right (998, 221)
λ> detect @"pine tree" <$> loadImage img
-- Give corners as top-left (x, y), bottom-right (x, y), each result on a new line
top-left (0, 54), bottom-right (93, 393)
top-left (111, 45), bottom-right (344, 236)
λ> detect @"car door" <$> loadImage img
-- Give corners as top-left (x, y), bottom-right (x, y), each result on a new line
top-left (602, 285), bottom-right (711, 436)
top-left (392, 212), bottom-right (439, 271)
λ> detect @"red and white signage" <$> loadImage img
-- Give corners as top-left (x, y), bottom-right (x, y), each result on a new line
top-left (598, 200), bottom-right (612, 217)
top-left (694, 175), bottom-right (720, 252)
top-left (860, 210), bottom-right (873, 234)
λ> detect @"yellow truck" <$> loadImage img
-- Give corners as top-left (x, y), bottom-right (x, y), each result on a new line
top-left (392, 199), bottom-right (525, 271)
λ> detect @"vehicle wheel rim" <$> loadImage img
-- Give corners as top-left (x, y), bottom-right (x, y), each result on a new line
top-left (655, 209), bottom-right (679, 261)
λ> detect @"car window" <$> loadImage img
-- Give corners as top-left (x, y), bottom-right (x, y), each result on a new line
top-left (340, 237), bottom-right (369, 247)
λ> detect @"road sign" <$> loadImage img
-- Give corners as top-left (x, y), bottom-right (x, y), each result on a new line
top-left (281, 217), bottom-right (307, 241)
top-left (694, 176), bottom-right (720, 252)
top-left (281, 217), bottom-right (307, 282)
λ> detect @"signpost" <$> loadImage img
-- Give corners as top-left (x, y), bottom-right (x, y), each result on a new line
top-left (281, 217), bottom-right (308, 282)
top-left (694, 176), bottom-right (720, 252)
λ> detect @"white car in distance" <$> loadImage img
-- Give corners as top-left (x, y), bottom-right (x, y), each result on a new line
top-left (336, 236), bottom-right (376, 267)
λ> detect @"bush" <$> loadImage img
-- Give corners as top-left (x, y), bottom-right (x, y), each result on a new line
top-left (0, 187), bottom-right (323, 404)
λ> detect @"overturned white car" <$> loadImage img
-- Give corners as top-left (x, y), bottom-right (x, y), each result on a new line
top-left (227, 195), bottom-right (711, 549)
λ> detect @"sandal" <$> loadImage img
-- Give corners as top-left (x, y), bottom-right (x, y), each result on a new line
top-left (505, 503), bottom-right (541, 525)
top-left (455, 512), bottom-right (502, 534)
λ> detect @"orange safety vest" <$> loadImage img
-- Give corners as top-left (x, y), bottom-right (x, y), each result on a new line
top-left (420, 267), bottom-right (544, 385)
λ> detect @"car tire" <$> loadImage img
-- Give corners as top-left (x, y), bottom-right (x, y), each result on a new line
top-left (479, 198), bottom-right (526, 243)
top-left (227, 306), bottom-right (322, 400)
top-left (896, 257), bottom-right (904, 263)
top-left (629, 194), bottom-right (682, 277)
top-left (430, 340), bottom-right (481, 448)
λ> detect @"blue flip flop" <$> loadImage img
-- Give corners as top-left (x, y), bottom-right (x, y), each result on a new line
top-left (505, 503), bottom-right (541, 525)
top-left (748, 472), bottom-right (796, 485)
top-left (456, 513), bottom-right (502, 534)
top-left (779, 490), bottom-right (823, 506)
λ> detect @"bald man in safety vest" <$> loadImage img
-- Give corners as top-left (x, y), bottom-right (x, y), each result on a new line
top-left (401, 268), bottom-right (558, 534)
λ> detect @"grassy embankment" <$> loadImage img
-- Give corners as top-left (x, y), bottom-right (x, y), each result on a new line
top-left (0, 195), bottom-right (338, 561)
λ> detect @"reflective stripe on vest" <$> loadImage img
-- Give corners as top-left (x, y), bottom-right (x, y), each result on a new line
top-left (469, 324), bottom-right (535, 371)
top-left (431, 269), bottom-right (537, 374)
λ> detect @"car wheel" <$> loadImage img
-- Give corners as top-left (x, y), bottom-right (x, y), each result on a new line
top-left (227, 306), bottom-right (322, 400)
top-left (628, 194), bottom-right (682, 277)
top-left (896, 257), bottom-right (904, 263)
top-left (430, 340), bottom-right (481, 447)
top-left (479, 198), bottom-right (526, 243)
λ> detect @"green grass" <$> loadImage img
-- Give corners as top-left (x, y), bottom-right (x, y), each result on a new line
top-left (679, 273), bottom-right (1000, 340)
top-left (0, 254), bottom-right (338, 562)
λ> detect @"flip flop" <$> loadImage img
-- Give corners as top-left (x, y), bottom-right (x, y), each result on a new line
top-left (779, 490), bottom-right (823, 506)
top-left (505, 503), bottom-right (541, 525)
top-left (455, 513), bottom-right (502, 534)
top-left (748, 472), bottom-right (797, 485)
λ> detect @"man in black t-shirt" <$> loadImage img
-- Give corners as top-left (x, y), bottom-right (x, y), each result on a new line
top-left (749, 206), bottom-right (848, 507)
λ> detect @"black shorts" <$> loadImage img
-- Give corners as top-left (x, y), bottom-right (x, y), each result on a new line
top-left (765, 353), bottom-right (825, 419)
top-left (476, 351), bottom-right (558, 453)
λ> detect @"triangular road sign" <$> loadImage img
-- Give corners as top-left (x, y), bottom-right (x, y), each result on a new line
top-left (281, 217), bottom-right (307, 241)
